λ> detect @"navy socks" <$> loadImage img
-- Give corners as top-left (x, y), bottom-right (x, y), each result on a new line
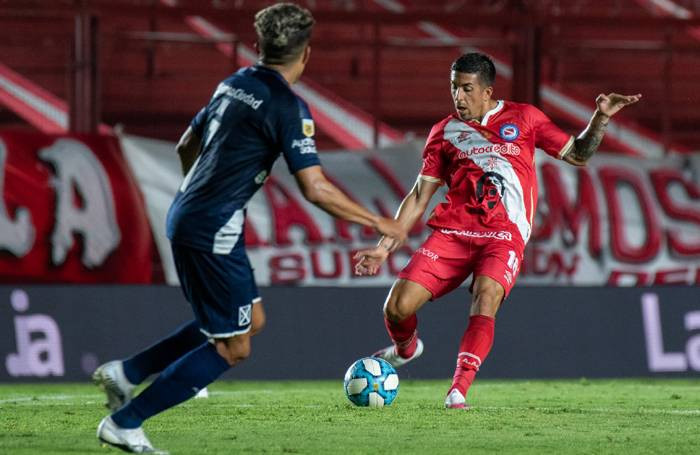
top-left (112, 342), bottom-right (230, 428)
top-left (122, 320), bottom-right (207, 385)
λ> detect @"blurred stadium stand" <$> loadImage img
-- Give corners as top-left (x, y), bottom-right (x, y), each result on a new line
top-left (1, 0), bottom-right (699, 153)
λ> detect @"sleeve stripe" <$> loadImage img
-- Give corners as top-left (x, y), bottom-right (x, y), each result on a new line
top-left (558, 136), bottom-right (575, 160)
top-left (419, 174), bottom-right (443, 184)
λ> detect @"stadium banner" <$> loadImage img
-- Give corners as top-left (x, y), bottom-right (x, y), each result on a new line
top-left (0, 285), bottom-right (698, 381)
top-left (0, 130), bottom-right (154, 283)
top-left (120, 134), bottom-right (700, 287)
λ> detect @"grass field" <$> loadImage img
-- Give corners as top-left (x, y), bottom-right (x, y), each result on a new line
top-left (1, 379), bottom-right (699, 454)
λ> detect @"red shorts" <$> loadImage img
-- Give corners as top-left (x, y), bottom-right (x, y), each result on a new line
top-left (398, 229), bottom-right (523, 299)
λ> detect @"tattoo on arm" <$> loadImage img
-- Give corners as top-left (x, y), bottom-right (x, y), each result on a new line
top-left (569, 112), bottom-right (609, 164)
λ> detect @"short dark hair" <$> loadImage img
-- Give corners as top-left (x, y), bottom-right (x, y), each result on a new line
top-left (254, 3), bottom-right (315, 65)
top-left (451, 53), bottom-right (496, 87)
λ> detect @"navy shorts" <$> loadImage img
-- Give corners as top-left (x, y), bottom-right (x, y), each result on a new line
top-left (171, 243), bottom-right (260, 338)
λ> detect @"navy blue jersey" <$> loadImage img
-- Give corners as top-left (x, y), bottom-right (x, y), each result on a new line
top-left (166, 65), bottom-right (321, 253)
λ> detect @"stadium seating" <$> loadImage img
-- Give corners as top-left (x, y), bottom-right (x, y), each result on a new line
top-left (0, 0), bottom-right (698, 150)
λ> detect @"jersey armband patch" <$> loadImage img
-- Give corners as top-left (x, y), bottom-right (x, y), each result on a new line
top-left (302, 119), bottom-right (315, 137)
top-left (419, 174), bottom-right (443, 184)
top-left (558, 136), bottom-right (575, 159)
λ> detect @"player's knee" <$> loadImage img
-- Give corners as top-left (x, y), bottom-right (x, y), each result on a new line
top-left (472, 280), bottom-right (504, 317)
top-left (216, 336), bottom-right (252, 366)
top-left (384, 296), bottom-right (415, 322)
top-left (472, 291), bottom-right (502, 317)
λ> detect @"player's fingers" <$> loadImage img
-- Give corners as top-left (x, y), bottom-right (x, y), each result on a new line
top-left (353, 250), bottom-right (375, 260)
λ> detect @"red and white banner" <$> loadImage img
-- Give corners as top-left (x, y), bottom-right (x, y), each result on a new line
top-left (0, 130), bottom-right (153, 283)
top-left (120, 135), bottom-right (700, 287)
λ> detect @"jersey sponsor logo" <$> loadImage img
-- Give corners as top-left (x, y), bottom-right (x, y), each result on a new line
top-left (457, 142), bottom-right (521, 159)
top-left (499, 123), bottom-right (520, 141)
top-left (292, 137), bottom-right (317, 155)
top-left (302, 119), bottom-right (315, 137)
top-left (440, 229), bottom-right (512, 241)
top-left (417, 247), bottom-right (439, 261)
top-left (223, 86), bottom-right (263, 110)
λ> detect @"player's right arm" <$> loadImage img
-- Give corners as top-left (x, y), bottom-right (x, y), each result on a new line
top-left (354, 176), bottom-right (442, 276)
top-left (354, 122), bottom-right (446, 275)
top-left (278, 98), bottom-right (405, 243)
top-left (294, 165), bottom-right (406, 243)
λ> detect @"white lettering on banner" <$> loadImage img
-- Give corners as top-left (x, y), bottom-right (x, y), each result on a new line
top-left (120, 133), bottom-right (700, 287)
top-left (0, 139), bottom-right (34, 256)
top-left (5, 289), bottom-right (64, 377)
top-left (441, 229), bottom-right (512, 241)
top-left (291, 137), bottom-right (317, 155)
top-left (641, 293), bottom-right (700, 372)
top-left (39, 139), bottom-right (121, 267)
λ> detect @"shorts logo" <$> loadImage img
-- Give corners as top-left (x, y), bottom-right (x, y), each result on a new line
top-left (499, 123), bottom-right (520, 141)
top-left (238, 304), bottom-right (252, 326)
top-left (302, 119), bottom-right (315, 137)
top-left (417, 247), bottom-right (439, 261)
top-left (504, 271), bottom-right (513, 285)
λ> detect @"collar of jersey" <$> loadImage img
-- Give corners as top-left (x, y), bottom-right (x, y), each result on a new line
top-left (253, 64), bottom-right (290, 86)
top-left (479, 100), bottom-right (504, 126)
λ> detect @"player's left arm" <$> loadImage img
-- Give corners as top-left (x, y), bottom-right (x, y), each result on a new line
top-left (564, 93), bottom-right (642, 166)
top-left (175, 126), bottom-right (202, 176)
top-left (176, 106), bottom-right (207, 176)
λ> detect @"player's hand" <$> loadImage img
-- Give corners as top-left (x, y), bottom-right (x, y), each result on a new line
top-left (374, 218), bottom-right (407, 247)
top-left (353, 246), bottom-right (389, 276)
top-left (595, 93), bottom-right (642, 119)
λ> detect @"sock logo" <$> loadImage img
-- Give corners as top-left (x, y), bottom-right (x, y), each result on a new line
top-left (457, 352), bottom-right (482, 371)
top-left (238, 304), bottom-right (252, 327)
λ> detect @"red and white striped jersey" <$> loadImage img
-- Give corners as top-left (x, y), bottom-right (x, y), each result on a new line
top-left (420, 100), bottom-right (573, 248)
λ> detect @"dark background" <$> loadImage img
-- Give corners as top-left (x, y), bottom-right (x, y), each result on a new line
top-left (1, 285), bottom-right (698, 381)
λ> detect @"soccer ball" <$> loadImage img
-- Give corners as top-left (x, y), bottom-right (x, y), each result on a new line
top-left (343, 357), bottom-right (399, 407)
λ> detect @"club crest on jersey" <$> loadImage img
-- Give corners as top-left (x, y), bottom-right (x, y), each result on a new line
top-left (499, 123), bottom-right (520, 141)
top-left (302, 119), bottom-right (315, 137)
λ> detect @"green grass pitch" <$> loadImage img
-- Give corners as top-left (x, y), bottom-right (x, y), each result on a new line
top-left (1, 379), bottom-right (699, 454)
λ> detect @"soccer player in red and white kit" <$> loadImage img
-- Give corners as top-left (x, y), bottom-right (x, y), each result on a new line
top-left (355, 52), bottom-right (641, 409)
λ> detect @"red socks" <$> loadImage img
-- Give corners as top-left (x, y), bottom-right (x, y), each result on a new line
top-left (385, 314), bottom-right (418, 358)
top-left (451, 315), bottom-right (495, 396)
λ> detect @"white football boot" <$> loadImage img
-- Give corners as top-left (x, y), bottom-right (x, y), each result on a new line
top-left (97, 416), bottom-right (168, 454)
top-left (194, 387), bottom-right (209, 399)
top-left (444, 389), bottom-right (470, 409)
top-left (373, 339), bottom-right (424, 368)
top-left (93, 360), bottom-right (136, 411)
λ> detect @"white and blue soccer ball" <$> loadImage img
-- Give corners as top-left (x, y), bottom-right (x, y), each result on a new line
top-left (343, 357), bottom-right (399, 407)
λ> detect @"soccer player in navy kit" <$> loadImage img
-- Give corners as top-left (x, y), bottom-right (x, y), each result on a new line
top-left (93, 4), bottom-right (405, 453)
